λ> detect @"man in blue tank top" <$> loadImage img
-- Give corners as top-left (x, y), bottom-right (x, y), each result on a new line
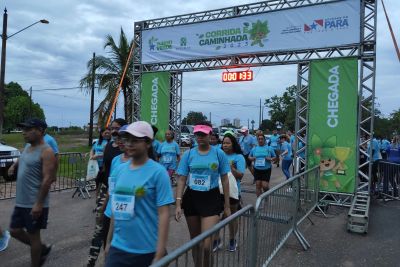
top-left (8, 119), bottom-right (57, 267)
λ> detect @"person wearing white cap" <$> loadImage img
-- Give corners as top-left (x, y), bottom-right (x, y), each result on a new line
top-left (105, 121), bottom-right (174, 267)
top-left (238, 126), bottom-right (256, 175)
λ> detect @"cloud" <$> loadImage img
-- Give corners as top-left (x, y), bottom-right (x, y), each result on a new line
top-left (2, 0), bottom-right (400, 128)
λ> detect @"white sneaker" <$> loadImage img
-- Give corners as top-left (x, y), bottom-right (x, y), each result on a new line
top-left (0, 230), bottom-right (11, 252)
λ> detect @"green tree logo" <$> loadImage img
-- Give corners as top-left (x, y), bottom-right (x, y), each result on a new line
top-left (248, 20), bottom-right (270, 47)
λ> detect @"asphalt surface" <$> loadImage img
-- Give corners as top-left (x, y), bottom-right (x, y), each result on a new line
top-left (0, 165), bottom-right (399, 267)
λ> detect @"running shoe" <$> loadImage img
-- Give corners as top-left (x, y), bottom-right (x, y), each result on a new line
top-left (0, 230), bottom-right (10, 252)
top-left (39, 244), bottom-right (52, 266)
top-left (212, 239), bottom-right (222, 252)
top-left (228, 239), bottom-right (238, 252)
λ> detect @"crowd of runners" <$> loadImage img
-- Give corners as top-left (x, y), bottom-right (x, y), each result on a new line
top-left (1, 117), bottom-right (400, 267)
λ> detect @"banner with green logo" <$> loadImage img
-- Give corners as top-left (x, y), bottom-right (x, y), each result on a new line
top-left (141, 72), bottom-right (170, 141)
top-left (307, 58), bottom-right (358, 194)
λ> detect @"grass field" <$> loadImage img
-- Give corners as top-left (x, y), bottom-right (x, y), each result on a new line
top-left (1, 133), bottom-right (92, 154)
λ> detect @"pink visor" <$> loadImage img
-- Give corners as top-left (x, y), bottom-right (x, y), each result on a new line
top-left (193, 125), bottom-right (212, 135)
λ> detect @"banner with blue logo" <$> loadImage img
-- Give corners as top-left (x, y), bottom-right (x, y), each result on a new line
top-left (141, 0), bottom-right (360, 64)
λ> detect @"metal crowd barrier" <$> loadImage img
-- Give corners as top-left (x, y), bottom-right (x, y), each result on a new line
top-left (377, 160), bottom-right (400, 201)
top-left (0, 152), bottom-right (88, 200)
top-left (152, 166), bottom-right (320, 267)
top-left (152, 205), bottom-right (255, 267)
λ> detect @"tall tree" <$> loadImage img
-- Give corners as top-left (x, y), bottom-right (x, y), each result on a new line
top-left (80, 28), bottom-right (134, 126)
top-left (265, 85), bottom-right (296, 131)
top-left (3, 82), bottom-right (45, 131)
top-left (181, 111), bottom-right (207, 125)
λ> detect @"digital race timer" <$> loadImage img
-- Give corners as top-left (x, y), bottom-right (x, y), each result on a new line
top-left (222, 70), bottom-right (253, 82)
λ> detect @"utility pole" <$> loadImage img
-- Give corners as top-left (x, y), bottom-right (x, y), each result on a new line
top-left (88, 52), bottom-right (95, 147)
top-left (0, 8), bottom-right (8, 136)
top-left (209, 112), bottom-right (212, 124)
top-left (247, 119), bottom-right (250, 129)
top-left (29, 86), bottom-right (32, 118)
top-left (259, 98), bottom-right (262, 129)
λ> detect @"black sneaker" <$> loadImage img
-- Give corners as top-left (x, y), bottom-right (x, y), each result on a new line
top-left (40, 244), bottom-right (52, 266)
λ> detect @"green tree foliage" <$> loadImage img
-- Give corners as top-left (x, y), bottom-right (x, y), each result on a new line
top-left (265, 85), bottom-right (296, 131)
top-left (4, 82), bottom-right (45, 131)
top-left (80, 28), bottom-right (134, 126)
top-left (259, 119), bottom-right (275, 133)
top-left (181, 111), bottom-right (207, 125)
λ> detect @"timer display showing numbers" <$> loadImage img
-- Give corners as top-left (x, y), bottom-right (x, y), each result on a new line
top-left (222, 70), bottom-right (253, 82)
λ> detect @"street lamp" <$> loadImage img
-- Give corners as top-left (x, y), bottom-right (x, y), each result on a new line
top-left (0, 8), bottom-right (49, 134)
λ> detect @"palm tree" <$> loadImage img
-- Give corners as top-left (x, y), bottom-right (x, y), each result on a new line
top-left (80, 28), bottom-right (134, 126)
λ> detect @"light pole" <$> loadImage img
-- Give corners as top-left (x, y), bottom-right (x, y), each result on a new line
top-left (0, 8), bottom-right (49, 134)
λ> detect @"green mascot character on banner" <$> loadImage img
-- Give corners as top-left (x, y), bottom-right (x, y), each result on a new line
top-left (309, 134), bottom-right (352, 191)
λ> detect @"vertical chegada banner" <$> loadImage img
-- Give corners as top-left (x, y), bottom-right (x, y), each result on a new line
top-left (307, 58), bottom-right (358, 194)
top-left (141, 72), bottom-right (170, 141)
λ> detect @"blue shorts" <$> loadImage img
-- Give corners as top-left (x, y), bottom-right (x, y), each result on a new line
top-left (105, 246), bottom-right (155, 267)
top-left (10, 207), bottom-right (49, 234)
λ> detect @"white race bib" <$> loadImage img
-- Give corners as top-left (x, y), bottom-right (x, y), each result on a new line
top-left (112, 194), bottom-right (135, 220)
top-left (162, 155), bottom-right (173, 163)
top-left (189, 173), bottom-right (211, 191)
top-left (255, 158), bottom-right (266, 167)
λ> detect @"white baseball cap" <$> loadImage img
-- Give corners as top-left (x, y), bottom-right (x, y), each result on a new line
top-left (240, 126), bottom-right (249, 133)
top-left (120, 121), bottom-right (154, 139)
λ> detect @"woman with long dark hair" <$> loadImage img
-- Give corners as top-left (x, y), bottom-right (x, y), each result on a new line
top-left (216, 133), bottom-right (245, 252)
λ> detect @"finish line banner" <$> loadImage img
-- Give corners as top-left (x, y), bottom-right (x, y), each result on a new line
top-left (141, 72), bottom-right (170, 140)
top-left (307, 58), bottom-right (358, 194)
top-left (141, 0), bottom-right (360, 64)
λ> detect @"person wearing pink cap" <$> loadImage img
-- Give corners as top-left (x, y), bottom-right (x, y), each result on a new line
top-left (105, 121), bottom-right (174, 267)
top-left (175, 121), bottom-right (231, 267)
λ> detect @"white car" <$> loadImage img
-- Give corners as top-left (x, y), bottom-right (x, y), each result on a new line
top-left (180, 133), bottom-right (191, 147)
top-left (0, 143), bottom-right (20, 181)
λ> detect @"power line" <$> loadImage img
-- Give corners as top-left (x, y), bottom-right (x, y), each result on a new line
top-left (32, 86), bottom-right (81, 91)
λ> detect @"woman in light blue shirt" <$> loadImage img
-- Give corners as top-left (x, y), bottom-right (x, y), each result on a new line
top-left (158, 130), bottom-right (181, 185)
top-left (279, 135), bottom-right (293, 180)
top-left (90, 128), bottom-right (111, 169)
top-left (175, 121), bottom-right (231, 266)
top-left (105, 121), bottom-right (174, 267)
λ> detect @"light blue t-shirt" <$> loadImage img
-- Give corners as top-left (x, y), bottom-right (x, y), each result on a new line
top-left (92, 139), bottom-right (108, 168)
top-left (380, 139), bottom-right (390, 151)
top-left (368, 138), bottom-right (381, 161)
top-left (177, 146), bottom-right (230, 191)
top-left (280, 141), bottom-right (292, 160)
top-left (44, 134), bottom-right (59, 155)
top-left (249, 145), bottom-right (276, 170)
top-left (212, 144), bottom-right (222, 150)
top-left (269, 134), bottom-right (280, 149)
top-left (225, 153), bottom-right (245, 195)
top-left (104, 155), bottom-right (130, 218)
top-left (239, 135), bottom-right (256, 155)
top-left (152, 140), bottom-right (161, 156)
top-left (157, 141), bottom-right (180, 170)
top-left (110, 159), bottom-right (174, 254)
top-left (297, 141), bottom-right (305, 159)
top-left (290, 135), bottom-right (295, 146)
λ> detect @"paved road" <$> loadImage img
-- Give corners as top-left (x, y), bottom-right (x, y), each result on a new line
top-left (1, 165), bottom-right (399, 267)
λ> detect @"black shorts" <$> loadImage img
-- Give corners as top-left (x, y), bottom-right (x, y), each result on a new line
top-left (243, 154), bottom-right (252, 168)
top-left (254, 168), bottom-right (272, 182)
top-left (182, 187), bottom-right (223, 217)
top-left (10, 207), bottom-right (49, 234)
top-left (105, 246), bottom-right (155, 267)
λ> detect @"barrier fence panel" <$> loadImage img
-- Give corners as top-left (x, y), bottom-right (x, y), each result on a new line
top-left (377, 161), bottom-right (400, 201)
top-left (0, 152), bottom-right (87, 200)
top-left (153, 167), bottom-right (320, 267)
top-left (151, 205), bottom-right (255, 267)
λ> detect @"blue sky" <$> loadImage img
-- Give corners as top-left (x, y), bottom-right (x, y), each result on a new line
top-left (3, 0), bottom-right (400, 127)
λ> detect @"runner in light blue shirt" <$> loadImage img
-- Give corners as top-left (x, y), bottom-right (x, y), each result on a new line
top-left (249, 133), bottom-right (276, 197)
top-left (175, 122), bottom-right (231, 265)
top-left (279, 135), bottom-right (293, 180)
top-left (269, 130), bottom-right (281, 167)
top-left (158, 130), bottom-right (181, 185)
top-left (220, 133), bottom-right (246, 251)
top-left (90, 128), bottom-right (111, 168)
top-left (105, 121), bottom-right (174, 267)
top-left (44, 134), bottom-right (59, 156)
